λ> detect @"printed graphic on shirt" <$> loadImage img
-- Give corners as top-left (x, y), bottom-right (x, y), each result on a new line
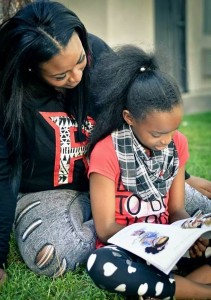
top-left (116, 176), bottom-right (169, 225)
top-left (40, 112), bottom-right (94, 186)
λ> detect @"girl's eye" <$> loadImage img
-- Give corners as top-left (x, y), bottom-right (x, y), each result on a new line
top-left (152, 133), bottom-right (161, 138)
top-left (54, 74), bottom-right (66, 81)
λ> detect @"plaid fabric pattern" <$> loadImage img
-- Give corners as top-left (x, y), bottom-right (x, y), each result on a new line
top-left (111, 124), bottom-right (179, 202)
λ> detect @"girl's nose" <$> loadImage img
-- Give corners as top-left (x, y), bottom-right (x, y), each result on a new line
top-left (160, 134), bottom-right (172, 145)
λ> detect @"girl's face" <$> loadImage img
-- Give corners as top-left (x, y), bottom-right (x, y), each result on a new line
top-left (40, 33), bottom-right (87, 89)
top-left (123, 104), bottom-right (183, 151)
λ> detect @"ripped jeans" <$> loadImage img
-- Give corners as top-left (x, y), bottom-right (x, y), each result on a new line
top-left (185, 182), bottom-right (211, 216)
top-left (14, 189), bottom-right (96, 277)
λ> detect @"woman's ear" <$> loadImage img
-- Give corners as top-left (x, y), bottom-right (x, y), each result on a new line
top-left (122, 110), bottom-right (134, 126)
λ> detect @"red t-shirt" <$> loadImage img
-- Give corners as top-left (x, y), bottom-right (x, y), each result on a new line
top-left (88, 131), bottom-right (189, 246)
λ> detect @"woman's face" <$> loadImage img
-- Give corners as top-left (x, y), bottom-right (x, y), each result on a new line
top-left (123, 104), bottom-right (183, 151)
top-left (40, 33), bottom-right (87, 89)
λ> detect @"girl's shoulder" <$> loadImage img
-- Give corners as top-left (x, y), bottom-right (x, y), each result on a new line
top-left (91, 135), bottom-right (114, 153)
top-left (173, 130), bottom-right (188, 146)
top-left (173, 130), bottom-right (189, 164)
top-left (89, 135), bottom-right (119, 180)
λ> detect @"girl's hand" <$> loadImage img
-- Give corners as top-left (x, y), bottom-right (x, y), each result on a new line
top-left (0, 268), bottom-right (7, 287)
top-left (189, 238), bottom-right (209, 258)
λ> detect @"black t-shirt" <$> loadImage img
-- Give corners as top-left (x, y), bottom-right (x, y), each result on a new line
top-left (20, 97), bottom-right (94, 193)
top-left (185, 170), bottom-right (190, 180)
top-left (0, 33), bottom-right (112, 268)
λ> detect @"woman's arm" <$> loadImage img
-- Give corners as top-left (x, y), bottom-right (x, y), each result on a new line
top-left (186, 175), bottom-right (211, 199)
top-left (0, 268), bottom-right (7, 286)
top-left (90, 173), bottom-right (125, 244)
top-left (0, 132), bottom-right (18, 278)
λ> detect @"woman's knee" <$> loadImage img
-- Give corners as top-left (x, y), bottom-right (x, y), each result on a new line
top-left (14, 190), bottom-right (96, 277)
top-left (19, 237), bottom-right (96, 277)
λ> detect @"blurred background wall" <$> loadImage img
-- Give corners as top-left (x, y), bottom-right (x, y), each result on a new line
top-left (58, 0), bottom-right (211, 114)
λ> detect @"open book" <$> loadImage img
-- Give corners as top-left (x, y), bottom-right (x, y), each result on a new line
top-left (108, 211), bottom-right (211, 275)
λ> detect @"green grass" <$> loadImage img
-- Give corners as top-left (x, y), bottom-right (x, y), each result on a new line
top-left (1, 237), bottom-right (123, 300)
top-left (179, 111), bottom-right (211, 180)
top-left (1, 111), bottom-right (211, 299)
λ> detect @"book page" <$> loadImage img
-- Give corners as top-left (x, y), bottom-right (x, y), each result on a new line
top-left (172, 212), bottom-right (211, 238)
top-left (108, 222), bottom-right (211, 274)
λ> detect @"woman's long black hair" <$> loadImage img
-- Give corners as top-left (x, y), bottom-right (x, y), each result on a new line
top-left (88, 44), bottom-right (182, 155)
top-left (0, 0), bottom-right (91, 180)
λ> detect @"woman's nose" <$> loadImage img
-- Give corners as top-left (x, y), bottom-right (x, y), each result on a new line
top-left (68, 69), bottom-right (83, 83)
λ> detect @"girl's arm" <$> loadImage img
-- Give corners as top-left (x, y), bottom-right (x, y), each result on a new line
top-left (168, 165), bottom-right (190, 223)
top-left (90, 172), bottom-right (125, 244)
top-left (168, 165), bottom-right (208, 257)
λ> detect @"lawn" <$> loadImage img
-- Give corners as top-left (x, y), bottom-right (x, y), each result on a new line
top-left (179, 112), bottom-right (211, 180)
top-left (0, 111), bottom-right (211, 300)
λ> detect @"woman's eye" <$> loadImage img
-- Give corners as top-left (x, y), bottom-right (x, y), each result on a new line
top-left (78, 54), bottom-right (86, 64)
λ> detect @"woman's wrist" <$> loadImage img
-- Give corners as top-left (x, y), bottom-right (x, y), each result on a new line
top-left (0, 262), bottom-right (6, 270)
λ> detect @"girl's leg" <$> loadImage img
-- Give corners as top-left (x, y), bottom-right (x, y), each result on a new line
top-left (185, 264), bottom-right (211, 284)
top-left (175, 272), bottom-right (211, 299)
top-left (174, 249), bottom-right (211, 298)
top-left (185, 182), bottom-right (211, 215)
top-left (14, 189), bottom-right (96, 277)
top-left (87, 245), bottom-right (175, 299)
top-left (87, 245), bottom-right (211, 299)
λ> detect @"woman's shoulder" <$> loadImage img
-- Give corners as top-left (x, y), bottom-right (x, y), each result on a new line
top-left (88, 33), bottom-right (113, 63)
top-left (88, 33), bottom-right (111, 51)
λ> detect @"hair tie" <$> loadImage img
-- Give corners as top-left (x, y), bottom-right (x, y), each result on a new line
top-left (140, 66), bottom-right (146, 72)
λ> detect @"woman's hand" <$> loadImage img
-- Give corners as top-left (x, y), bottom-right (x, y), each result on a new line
top-left (186, 176), bottom-right (211, 199)
top-left (189, 237), bottom-right (209, 258)
top-left (0, 268), bottom-right (7, 287)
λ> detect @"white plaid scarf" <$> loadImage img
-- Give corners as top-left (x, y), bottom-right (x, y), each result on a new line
top-left (111, 124), bottom-right (179, 202)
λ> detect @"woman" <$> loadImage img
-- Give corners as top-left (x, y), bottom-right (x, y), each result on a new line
top-left (0, 0), bottom-right (111, 281)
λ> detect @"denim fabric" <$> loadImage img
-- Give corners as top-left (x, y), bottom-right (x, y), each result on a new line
top-left (14, 189), bottom-right (96, 277)
top-left (185, 183), bottom-right (211, 216)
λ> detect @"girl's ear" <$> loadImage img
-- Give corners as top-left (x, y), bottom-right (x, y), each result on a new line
top-left (122, 110), bottom-right (134, 126)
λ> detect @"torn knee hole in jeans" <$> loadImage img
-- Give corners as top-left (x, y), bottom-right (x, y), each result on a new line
top-left (35, 243), bottom-right (68, 277)
top-left (35, 243), bottom-right (55, 269)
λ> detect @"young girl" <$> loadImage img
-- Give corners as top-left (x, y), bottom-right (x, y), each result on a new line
top-left (86, 45), bottom-right (211, 299)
